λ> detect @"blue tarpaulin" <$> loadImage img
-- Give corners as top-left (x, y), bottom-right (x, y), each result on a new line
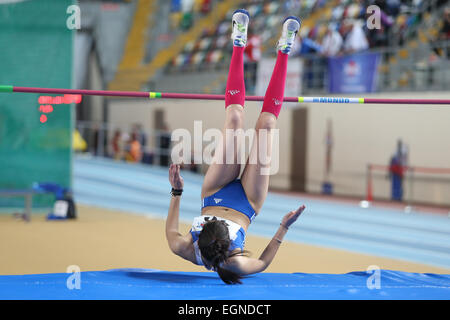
top-left (1, 269), bottom-right (449, 300)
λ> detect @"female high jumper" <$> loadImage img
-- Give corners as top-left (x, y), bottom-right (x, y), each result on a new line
top-left (166, 9), bottom-right (306, 284)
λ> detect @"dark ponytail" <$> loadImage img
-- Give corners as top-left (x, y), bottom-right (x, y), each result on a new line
top-left (198, 219), bottom-right (248, 285)
top-left (216, 262), bottom-right (243, 285)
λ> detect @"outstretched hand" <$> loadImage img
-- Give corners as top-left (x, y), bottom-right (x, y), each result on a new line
top-left (281, 205), bottom-right (306, 229)
top-left (169, 164), bottom-right (184, 190)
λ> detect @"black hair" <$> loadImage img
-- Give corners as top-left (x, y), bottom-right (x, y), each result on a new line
top-left (198, 219), bottom-right (249, 284)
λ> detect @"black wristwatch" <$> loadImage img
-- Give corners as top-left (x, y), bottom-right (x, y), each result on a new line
top-left (171, 188), bottom-right (183, 197)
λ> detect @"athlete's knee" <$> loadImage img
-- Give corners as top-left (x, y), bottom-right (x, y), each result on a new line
top-left (258, 114), bottom-right (277, 130)
top-left (226, 107), bottom-right (244, 128)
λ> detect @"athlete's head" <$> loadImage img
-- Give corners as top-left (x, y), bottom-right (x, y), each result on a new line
top-left (198, 220), bottom-right (243, 284)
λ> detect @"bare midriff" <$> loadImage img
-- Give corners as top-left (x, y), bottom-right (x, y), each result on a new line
top-left (201, 206), bottom-right (251, 232)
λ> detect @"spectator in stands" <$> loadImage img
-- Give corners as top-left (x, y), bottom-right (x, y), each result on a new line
top-left (342, 19), bottom-right (369, 54)
top-left (385, 0), bottom-right (401, 17)
top-left (133, 123), bottom-right (154, 164)
top-left (339, 19), bottom-right (351, 43)
top-left (180, 0), bottom-right (194, 31)
top-left (170, 0), bottom-right (182, 30)
top-left (112, 129), bottom-right (123, 160)
top-left (118, 131), bottom-right (130, 161)
top-left (200, 0), bottom-right (211, 15)
top-left (320, 25), bottom-right (343, 57)
top-left (388, 139), bottom-right (408, 202)
top-left (440, 7), bottom-right (450, 41)
top-left (297, 27), bottom-right (324, 89)
top-left (244, 25), bottom-right (261, 94)
top-left (437, 7), bottom-right (450, 59)
top-left (89, 123), bottom-right (107, 156)
top-left (91, 123), bottom-right (100, 156)
top-left (298, 29), bottom-right (322, 55)
top-left (73, 129), bottom-right (87, 153)
top-left (126, 132), bottom-right (143, 163)
top-left (366, 20), bottom-right (390, 48)
top-left (171, 0), bottom-right (181, 12)
top-left (364, 1), bottom-right (395, 48)
top-left (158, 122), bottom-right (171, 167)
top-left (133, 123), bottom-right (147, 151)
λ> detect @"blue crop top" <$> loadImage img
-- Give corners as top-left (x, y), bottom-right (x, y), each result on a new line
top-left (190, 215), bottom-right (246, 269)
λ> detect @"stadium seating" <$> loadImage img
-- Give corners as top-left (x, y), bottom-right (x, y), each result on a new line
top-left (165, 0), bottom-right (448, 75)
top-left (109, 0), bottom-right (449, 93)
top-left (166, 0), bottom-right (330, 72)
top-left (109, 0), bottom-right (234, 91)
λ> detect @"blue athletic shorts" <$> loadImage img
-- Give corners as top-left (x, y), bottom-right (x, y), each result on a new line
top-left (201, 179), bottom-right (256, 223)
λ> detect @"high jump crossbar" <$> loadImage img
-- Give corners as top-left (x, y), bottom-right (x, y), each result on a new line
top-left (1, 85), bottom-right (450, 105)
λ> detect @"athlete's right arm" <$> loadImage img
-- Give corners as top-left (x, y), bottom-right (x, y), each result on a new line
top-left (165, 195), bottom-right (198, 263)
top-left (166, 195), bottom-right (185, 251)
top-left (165, 164), bottom-right (197, 263)
top-left (166, 164), bottom-right (184, 253)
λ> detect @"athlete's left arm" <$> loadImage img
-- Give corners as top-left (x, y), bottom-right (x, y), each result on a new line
top-left (225, 205), bottom-right (306, 275)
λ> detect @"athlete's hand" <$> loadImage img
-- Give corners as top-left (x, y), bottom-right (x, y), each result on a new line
top-left (281, 205), bottom-right (306, 229)
top-left (169, 164), bottom-right (184, 190)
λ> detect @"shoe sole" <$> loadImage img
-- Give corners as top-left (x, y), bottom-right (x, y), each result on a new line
top-left (283, 15), bottom-right (301, 26)
top-left (232, 9), bottom-right (250, 19)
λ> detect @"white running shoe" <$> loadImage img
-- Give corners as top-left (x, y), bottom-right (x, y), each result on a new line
top-left (231, 9), bottom-right (250, 47)
top-left (277, 16), bottom-right (301, 54)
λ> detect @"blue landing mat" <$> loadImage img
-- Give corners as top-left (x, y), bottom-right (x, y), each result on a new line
top-left (1, 269), bottom-right (449, 300)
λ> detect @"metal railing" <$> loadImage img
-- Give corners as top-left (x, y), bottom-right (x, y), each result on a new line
top-left (299, 40), bottom-right (450, 94)
top-left (144, 0), bottom-right (222, 64)
top-left (160, 39), bottom-right (450, 95)
top-left (158, 0), bottom-right (450, 95)
top-left (365, 164), bottom-right (450, 209)
top-left (76, 121), bottom-right (175, 168)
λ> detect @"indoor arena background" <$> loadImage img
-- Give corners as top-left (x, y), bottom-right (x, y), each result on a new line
top-left (0, 0), bottom-right (449, 300)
